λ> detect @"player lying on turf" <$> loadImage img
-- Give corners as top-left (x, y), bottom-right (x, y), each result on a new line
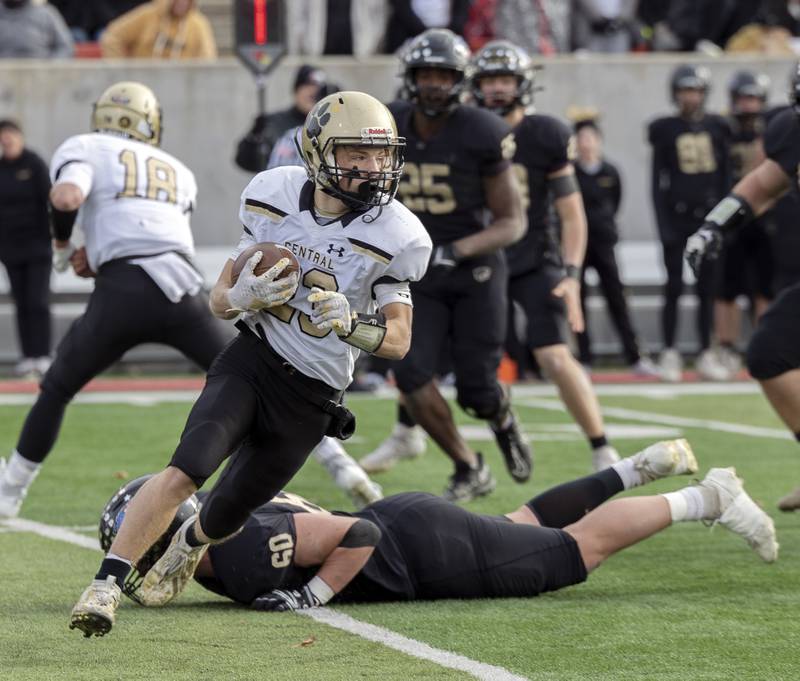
top-left (83, 439), bottom-right (776, 623)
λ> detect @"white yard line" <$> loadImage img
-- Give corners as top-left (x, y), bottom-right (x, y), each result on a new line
top-left (0, 517), bottom-right (530, 681)
top-left (518, 398), bottom-right (791, 441)
top-left (299, 608), bottom-right (529, 681)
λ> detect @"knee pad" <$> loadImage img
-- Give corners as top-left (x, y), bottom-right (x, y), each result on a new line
top-left (456, 383), bottom-right (505, 421)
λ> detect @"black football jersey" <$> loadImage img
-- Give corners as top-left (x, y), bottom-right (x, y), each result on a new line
top-left (648, 113), bottom-right (731, 222)
top-left (764, 107), bottom-right (800, 185)
top-left (728, 113), bottom-right (766, 184)
top-left (388, 100), bottom-right (513, 246)
top-left (506, 113), bottom-right (573, 277)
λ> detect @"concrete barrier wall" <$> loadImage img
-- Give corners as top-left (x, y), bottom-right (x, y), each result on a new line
top-left (1, 54), bottom-right (796, 248)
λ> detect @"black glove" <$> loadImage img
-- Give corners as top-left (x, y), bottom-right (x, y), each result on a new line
top-left (430, 244), bottom-right (459, 271)
top-left (251, 586), bottom-right (320, 612)
top-left (685, 225), bottom-right (722, 278)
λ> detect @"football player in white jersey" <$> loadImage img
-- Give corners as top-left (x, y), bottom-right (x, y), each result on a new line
top-left (70, 90), bottom-right (432, 637)
top-left (0, 81), bottom-right (230, 520)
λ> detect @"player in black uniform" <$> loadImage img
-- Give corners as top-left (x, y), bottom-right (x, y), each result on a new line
top-left (648, 65), bottom-right (731, 383)
top-left (686, 64), bottom-right (800, 512)
top-left (572, 116), bottom-right (655, 376)
top-left (713, 70), bottom-right (774, 380)
top-left (97, 439), bottom-right (778, 611)
top-left (471, 41), bottom-right (621, 472)
top-left (362, 29), bottom-right (529, 501)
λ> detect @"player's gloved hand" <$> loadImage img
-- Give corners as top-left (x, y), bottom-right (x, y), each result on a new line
top-left (685, 225), bottom-right (722, 278)
top-left (227, 252), bottom-right (299, 312)
top-left (52, 240), bottom-right (76, 273)
top-left (429, 244), bottom-right (460, 271)
top-left (308, 287), bottom-right (352, 335)
top-left (251, 586), bottom-right (320, 612)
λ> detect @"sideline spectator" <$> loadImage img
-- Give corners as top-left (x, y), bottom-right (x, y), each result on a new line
top-left (572, 116), bottom-right (656, 375)
top-left (287, 0), bottom-right (389, 56)
top-left (385, 0), bottom-right (471, 53)
top-left (101, 0), bottom-right (216, 59)
top-left (463, 0), bottom-right (498, 51)
top-left (0, 0), bottom-right (74, 59)
top-left (495, 0), bottom-right (572, 55)
top-left (0, 120), bottom-right (52, 378)
top-left (572, 0), bottom-right (639, 53)
top-left (234, 65), bottom-right (328, 173)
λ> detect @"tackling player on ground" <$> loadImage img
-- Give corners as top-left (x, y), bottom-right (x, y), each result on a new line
top-left (69, 90), bottom-right (432, 637)
top-left (471, 40), bottom-right (621, 472)
top-left (361, 29), bottom-right (531, 500)
top-left (686, 63), bottom-right (800, 512)
top-left (98, 439), bottom-right (777, 613)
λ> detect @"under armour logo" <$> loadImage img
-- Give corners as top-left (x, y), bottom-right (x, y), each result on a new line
top-left (328, 244), bottom-right (346, 257)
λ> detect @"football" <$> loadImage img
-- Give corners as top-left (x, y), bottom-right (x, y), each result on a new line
top-left (231, 242), bottom-right (300, 284)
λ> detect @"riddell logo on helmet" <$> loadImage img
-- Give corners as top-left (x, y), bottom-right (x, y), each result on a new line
top-left (361, 127), bottom-right (393, 137)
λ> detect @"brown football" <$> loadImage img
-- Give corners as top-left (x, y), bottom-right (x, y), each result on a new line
top-left (231, 242), bottom-right (300, 284)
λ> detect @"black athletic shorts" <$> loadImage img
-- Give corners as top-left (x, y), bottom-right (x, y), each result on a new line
top-left (718, 220), bottom-right (774, 301)
top-left (343, 493), bottom-right (587, 601)
top-left (393, 252), bottom-right (507, 394)
top-left (508, 265), bottom-right (569, 350)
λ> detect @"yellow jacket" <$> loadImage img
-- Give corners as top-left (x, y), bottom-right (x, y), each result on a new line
top-left (101, 0), bottom-right (217, 59)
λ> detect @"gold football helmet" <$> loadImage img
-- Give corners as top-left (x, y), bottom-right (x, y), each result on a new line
top-left (91, 81), bottom-right (162, 146)
top-left (298, 91), bottom-right (405, 210)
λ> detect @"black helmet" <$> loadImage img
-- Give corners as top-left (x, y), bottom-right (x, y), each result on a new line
top-left (728, 70), bottom-right (770, 106)
top-left (670, 64), bottom-right (711, 102)
top-left (789, 63), bottom-right (800, 117)
top-left (401, 28), bottom-right (471, 117)
top-left (98, 474), bottom-right (199, 604)
top-left (470, 40), bottom-right (537, 115)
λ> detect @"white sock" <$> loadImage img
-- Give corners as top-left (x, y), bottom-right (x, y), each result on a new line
top-left (611, 458), bottom-right (644, 490)
top-left (662, 486), bottom-right (719, 522)
top-left (312, 437), bottom-right (349, 467)
top-left (105, 552), bottom-right (133, 567)
top-left (1, 450), bottom-right (41, 491)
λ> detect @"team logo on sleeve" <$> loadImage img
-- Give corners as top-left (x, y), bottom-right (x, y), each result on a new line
top-left (501, 133), bottom-right (517, 160)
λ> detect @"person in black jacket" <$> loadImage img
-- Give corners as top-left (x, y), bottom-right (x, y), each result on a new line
top-left (0, 120), bottom-right (52, 378)
top-left (573, 118), bottom-right (656, 376)
top-left (234, 65), bottom-right (328, 173)
top-left (648, 65), bottom-right (731, 383)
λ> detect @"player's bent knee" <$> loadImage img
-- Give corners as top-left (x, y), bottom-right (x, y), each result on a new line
top-left (341, 518), bottom-right (381, 548)
top-left (746, 332), bottom-right (791, 381)
top-left (535, 344), bottom-right (570, 378)
top-left (456, 389), bottom-right (502, 420)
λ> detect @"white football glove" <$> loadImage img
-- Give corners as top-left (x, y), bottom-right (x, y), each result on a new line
top-left (308, 287), bottom-right (352, 335)
top-left (227, 252), bottom-right (299, 312)
top-left (52, 241), bottom-right (76, 273)
top-left (685, 226), bottom-right (722, 278)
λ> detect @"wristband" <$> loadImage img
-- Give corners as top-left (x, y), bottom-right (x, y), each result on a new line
top-left (340, 312), bottom-right (387, 354)
top-left (564, 264), bottom-right (581, 280)
top-left (704, 194), bottom-right (754, 234)
top-left (306, 576), bottom-right (335, 605)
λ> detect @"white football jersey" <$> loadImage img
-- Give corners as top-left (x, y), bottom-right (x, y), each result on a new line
top-left (233, 166), bottom-right (432, 390)
top-left (50, 133), bottom-right (198, 277)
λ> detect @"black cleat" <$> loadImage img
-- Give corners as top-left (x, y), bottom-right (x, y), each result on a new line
top-left (443, 454), bottom-right (497, 502)
top-left (491, 409), bottom-right (532, 483)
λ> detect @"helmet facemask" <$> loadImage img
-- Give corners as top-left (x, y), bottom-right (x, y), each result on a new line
top-left (405, 67), bottom-right (465, 118)
top-left (471, 42), bottom-right (536, 116)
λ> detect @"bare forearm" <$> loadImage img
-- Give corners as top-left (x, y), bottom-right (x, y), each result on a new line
top-left (209, 283), bottom-right (238, 319)
top-left (314, 546), bottom-right (375, 593)
top-left (452, 215), bottom-right (526, 259)
top-left (557, 195), bottom-right (588, 267)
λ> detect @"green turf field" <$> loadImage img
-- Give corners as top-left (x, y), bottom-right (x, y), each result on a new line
top-left (1, 385), bottom-right (798, 680)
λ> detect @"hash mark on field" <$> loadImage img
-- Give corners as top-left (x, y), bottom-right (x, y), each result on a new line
top-left (1, 517), bottom-right (530, 681)
top-left (518, 398), bottom-right (791, 441)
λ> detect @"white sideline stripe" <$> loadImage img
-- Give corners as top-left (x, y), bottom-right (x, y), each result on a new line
top-left (1, 517), bottom-right (529, 681)
top-left (518, 398), bottom-right (792, 441)
top-left (2, 517), bottom-right (101, 550)
top-left (298, 608), bottom-right (529, 681)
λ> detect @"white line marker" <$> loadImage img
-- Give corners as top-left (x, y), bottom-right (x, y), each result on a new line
top-left (299, 608), bottom-right (530, 681)
top-left (1, 517), bottom-right (529, 681)
top-left (518, 398), bottom-right (791, 441)
top-left (2, 517), bottom-right (101, 550)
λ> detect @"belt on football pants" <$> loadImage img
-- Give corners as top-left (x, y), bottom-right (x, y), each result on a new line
top-left (235, 319), bottom-right (355, 440)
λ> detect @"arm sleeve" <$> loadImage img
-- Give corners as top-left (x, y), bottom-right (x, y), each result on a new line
top-left (544, 117), bottom-right (573, 175)
top-left (50, 137), bottom-right (94, 197)
top-left (373, 233), bottom-right (433, 308)
top-left (194, 15), bottom-right (218, 58)
top-left (100, 7), bottom-right (146, 57)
